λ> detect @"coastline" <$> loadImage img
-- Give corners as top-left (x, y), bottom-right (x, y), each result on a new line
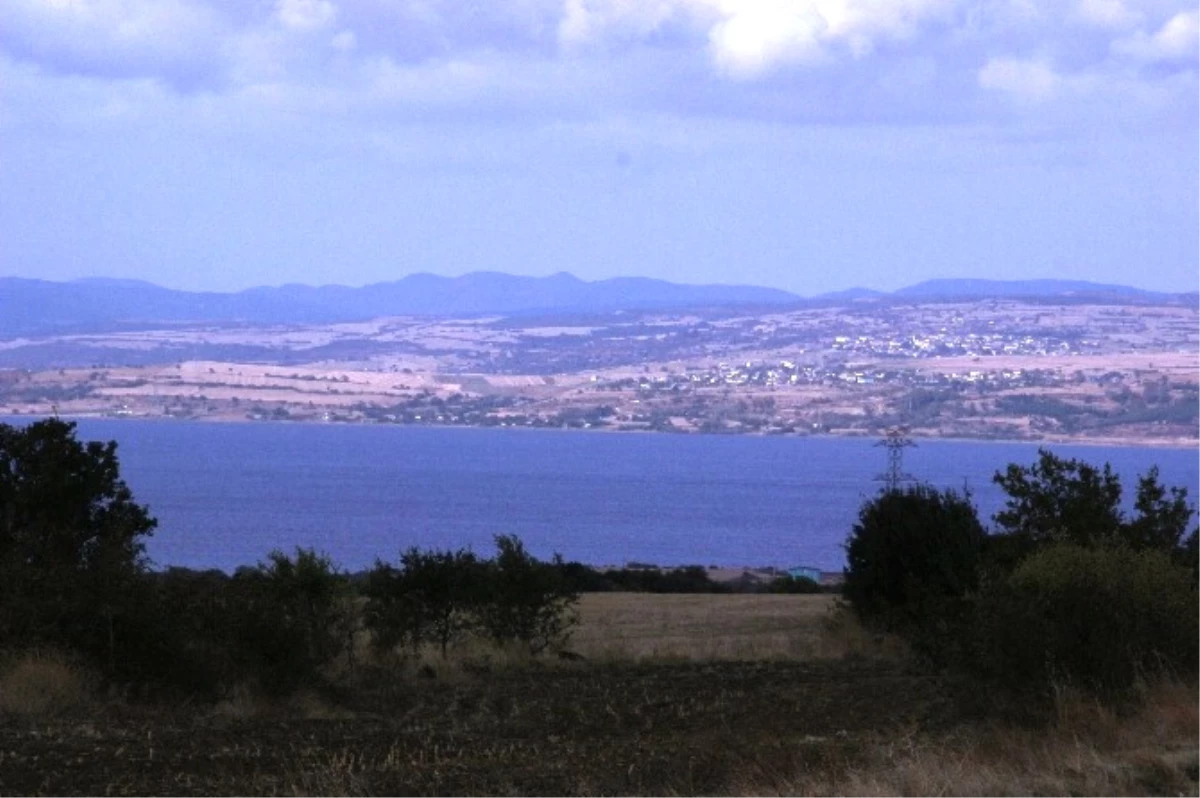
top-left (13, 409), bottom-right (1197, 452)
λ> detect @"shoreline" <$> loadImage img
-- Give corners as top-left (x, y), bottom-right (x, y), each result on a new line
top-left (10, 409), bottom-right (1198, 451)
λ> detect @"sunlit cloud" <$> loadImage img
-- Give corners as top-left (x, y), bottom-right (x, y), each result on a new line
top-left (1112, 10), bottom-right (1199, 62)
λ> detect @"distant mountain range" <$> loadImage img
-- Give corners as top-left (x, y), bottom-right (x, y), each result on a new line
top-left (889, 278), bottom-right (1186, 299)
top-left (2, 272), bottom-right (1195, 336)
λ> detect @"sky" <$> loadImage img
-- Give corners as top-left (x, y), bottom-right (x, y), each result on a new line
top-left (1, 0), bottom-right (1197, 296)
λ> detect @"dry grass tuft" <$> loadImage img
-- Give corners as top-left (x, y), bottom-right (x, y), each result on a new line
top-left (0, 650), bottom-right (90, 716)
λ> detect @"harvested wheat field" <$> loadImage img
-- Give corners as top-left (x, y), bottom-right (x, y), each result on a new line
top-left (0, 596), bottom-right (1196, 796)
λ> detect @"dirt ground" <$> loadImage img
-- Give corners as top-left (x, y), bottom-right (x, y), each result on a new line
top-left (0, 658), bottom-right (953, 796)
top-left (0, 596), bottom-right (915, 796)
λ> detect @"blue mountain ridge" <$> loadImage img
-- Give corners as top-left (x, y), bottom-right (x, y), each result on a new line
top-left (1, 272), bottom-right (1194, 336)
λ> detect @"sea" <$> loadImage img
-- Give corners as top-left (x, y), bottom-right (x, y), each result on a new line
top-left (15, 418), bottom-right (1200, 573)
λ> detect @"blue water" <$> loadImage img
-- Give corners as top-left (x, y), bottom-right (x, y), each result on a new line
top-left (16, 418), bottom-right (1200, 573)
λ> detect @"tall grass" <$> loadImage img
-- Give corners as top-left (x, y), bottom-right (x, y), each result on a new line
top-left (0, 650), bottom-right (91, 716)
top-left (734, 679), bottom-right (1199, 797)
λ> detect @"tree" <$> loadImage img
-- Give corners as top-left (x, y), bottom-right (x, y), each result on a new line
top-left (476, 535), bottom-right (579, 655)
top-left (364, 547), bottom-right (483, 659)
top-left (993, 450), bottom-right (1195, 558)
top-left (843, 484), bottom-right (985, 630)
top-left (1126, 466), bottom-right (1194, 552)
top-left (0, 419), bottom-right (156, 667)
top-left (993, 449), bottom-right (1123, 549)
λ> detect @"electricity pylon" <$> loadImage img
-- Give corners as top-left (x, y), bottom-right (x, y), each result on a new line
top-left (875, 427), bottom-right (916, 491)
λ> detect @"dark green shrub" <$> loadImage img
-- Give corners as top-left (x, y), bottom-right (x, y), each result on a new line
top-left (477, 535), bottom-right (579, 655)
top-left (843, 485), bottom-right (985, 631)
top-left (229, 548), bottom-right (354, 694)
top-left (138, 568), bottom-right (238, 694)
top-left (968, 544), bottom-right (1198, 694)
top-left (364, 547), bottom-right (483, 658)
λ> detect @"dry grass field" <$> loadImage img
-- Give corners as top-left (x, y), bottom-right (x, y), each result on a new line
top-left (0, 594), bottom-right (1196, 796)
top-left (571, 593), bottom-right (901, 661)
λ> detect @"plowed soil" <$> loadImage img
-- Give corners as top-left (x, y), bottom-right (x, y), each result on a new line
top-left (0, 659), bottom-right (957, 796)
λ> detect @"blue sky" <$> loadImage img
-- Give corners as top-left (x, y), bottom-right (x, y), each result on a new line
top-left (1, 0), bottom-right (1196, 295)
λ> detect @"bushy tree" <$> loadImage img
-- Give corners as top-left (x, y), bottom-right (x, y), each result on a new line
top-left (993, 450), bottom-right (1195, 561)
top-left (231, 548), bottom-right (354, 692)
top-left (843, 484), bottom-right (985, 630)
top-left (993, 449), bottom-right (1123, 548)
top-left (1126, 467), bottom-right (1194, 552)
top-left (477, 535), bottom-right (579, 655)
top-left (0, 419), bottom-right (156, 670)
top-left (364, 547), bottom-right (482, 659)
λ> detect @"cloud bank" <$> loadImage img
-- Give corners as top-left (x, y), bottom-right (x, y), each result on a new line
top-left (1, 0), bottom-right (1194, 127)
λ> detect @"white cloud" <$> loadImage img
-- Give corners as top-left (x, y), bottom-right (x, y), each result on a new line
top-left (707, 4), bottom-right (827, 76)
top-left (1073, 0), bottom-right (1140, 30)
top-left (275, 0), bottom-right (338, 32)
top-left (1113, 10), bottom-right (1198, 62)
top-left (978, 56), bottom-right (1060, 101)
top-left (557, 0), bottom-right (955, 77)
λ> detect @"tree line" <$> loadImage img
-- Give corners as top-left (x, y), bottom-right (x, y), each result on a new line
top-left (0, 419), bottom-right (816, 695)
top-left (0, 419), bottom-right (588, 694)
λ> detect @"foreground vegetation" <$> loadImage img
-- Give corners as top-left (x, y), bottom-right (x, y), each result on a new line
top-left (1, 597), bottom-right (1196, 796)
top-left (0, 418), bottom-right (1196, 795)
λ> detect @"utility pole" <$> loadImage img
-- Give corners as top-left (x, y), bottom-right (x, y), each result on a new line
top-left (875, 427), bottom-right (916, 491)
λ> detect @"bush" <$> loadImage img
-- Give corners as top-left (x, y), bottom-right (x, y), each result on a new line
top-left (967, 544), bottom-right (1198, 694)
top-left (228, 549), bottom-right (355, 694)
top-left (843, 485), bottom-right (985, 631)
top-left (141, 568), bottom-right (244, 694)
